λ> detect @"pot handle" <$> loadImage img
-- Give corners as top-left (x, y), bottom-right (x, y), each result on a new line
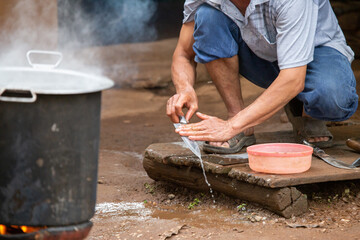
top-left (0, 89), bottom-right (37, 103)
top-left (26, 50), bottom-right (63, 69)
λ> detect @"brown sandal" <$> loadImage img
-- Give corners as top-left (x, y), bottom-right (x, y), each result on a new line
top-left (203, 133), bottom-right (256, 154)
top-left (284, 99), bottom-right (333, 148)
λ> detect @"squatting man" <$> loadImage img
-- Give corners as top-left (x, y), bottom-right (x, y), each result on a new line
top-left (166, 0), bottom-right (358, 154)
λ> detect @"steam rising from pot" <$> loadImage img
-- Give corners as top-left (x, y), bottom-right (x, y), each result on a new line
top-left (58, 0), bottom-right (158, 48)
top-left (0, 0), bottom-right (158, 78)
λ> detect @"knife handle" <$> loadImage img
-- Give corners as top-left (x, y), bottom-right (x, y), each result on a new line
top-left (346, 139), bottom-right (360, 153)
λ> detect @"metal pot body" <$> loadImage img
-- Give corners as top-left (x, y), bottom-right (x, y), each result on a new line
top-left (0, 92), bottom-right (101, 226)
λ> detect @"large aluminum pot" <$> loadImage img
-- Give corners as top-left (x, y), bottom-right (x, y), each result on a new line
top-left (0, 51), bottom-right (114, 226)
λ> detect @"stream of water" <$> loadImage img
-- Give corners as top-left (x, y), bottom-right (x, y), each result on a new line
top-left (197, 155), bottom-right (216, 203)
top-left (174, 117), bottom-right (215, 203)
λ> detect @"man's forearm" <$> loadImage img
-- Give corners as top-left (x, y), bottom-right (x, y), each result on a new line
top-left (171, 55), bottom-right (197, 93)
top-left (230, 66), bottom-right (307, 133)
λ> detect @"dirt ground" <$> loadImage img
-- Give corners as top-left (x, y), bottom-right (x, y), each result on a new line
top-left (84, 38), bottom-right (360, 239)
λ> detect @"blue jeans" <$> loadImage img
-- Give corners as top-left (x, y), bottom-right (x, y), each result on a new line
top-left (193, 4), bottom-right (358, 121)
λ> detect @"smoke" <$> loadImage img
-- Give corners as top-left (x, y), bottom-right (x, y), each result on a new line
top-left (0, 0), bottom-right (158, 79)
top-left (0, 0), bottom-right (58, 67)
top-left (58, 0), bottom-right (158, 48)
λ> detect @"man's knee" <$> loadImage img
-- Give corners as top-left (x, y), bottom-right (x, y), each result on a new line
top-left (304, 83), bottom-right (358, 121)
top-left (304, 46), bottom-right (359, 121)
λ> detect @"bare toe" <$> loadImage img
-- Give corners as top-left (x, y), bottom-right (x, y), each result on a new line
top-left (307, 136), bottom-right (330, 143)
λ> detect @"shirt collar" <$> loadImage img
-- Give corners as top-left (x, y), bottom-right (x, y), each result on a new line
top-left (250, 0), bottom-right (270, 5)
top-left (221, 0), bottom-right (270, 24)
top-left (208, 0), bottom-right (222, 5)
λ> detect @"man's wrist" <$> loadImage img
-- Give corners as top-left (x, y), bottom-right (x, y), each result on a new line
top-left (176, 84), bottom-right (195, 94)
top-left (228, 113), bottom-right (244, 134)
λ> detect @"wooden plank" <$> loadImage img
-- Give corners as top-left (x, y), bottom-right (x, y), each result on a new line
top-left (143, 157), bottom-right (308, 218)
top-left (144, 125), bottom-right (360, 189)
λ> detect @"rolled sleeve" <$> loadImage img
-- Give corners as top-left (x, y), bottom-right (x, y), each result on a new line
top-left (183, 0), bottom-right (204, 23)
top-left (276, 0), bottom-right (319, 70)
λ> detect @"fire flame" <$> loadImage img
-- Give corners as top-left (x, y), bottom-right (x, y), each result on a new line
top-left (0, 224), bottom-right (46, 235)
top-left (0, 225), bottom-right (5, 235)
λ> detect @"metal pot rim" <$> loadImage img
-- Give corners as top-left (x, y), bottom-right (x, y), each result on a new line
top-left (0, 66), bottom-right (114, 96)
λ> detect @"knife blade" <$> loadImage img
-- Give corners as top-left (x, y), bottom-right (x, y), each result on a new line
top-left (303, 140), bottom-right (358, 170)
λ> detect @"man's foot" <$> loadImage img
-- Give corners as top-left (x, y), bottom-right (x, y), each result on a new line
top-left (301, 112), bottom-right (330, 144)
top-left (284, 101), bottom-right (333, 148)
top-left (306, 135), bottom-right (330, 143)
top-left (203, 128), bottom-right (256, 154)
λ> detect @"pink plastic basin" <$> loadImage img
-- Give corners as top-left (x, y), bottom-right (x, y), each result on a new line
top-left (246, 143), bottom-right (313, 174)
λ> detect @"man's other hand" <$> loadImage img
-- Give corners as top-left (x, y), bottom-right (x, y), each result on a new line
top-left (166, 89), bottom-right (198, 123)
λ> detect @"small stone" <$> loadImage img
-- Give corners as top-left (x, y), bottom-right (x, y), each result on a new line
top-left (254, 216), bottom-right (263, 222)
top-left (168, 194), bottom-right (175, 200)
top-left (342, 197), bottom-right (349, 203)
top-left (97, 179), bottom-right (105, 184)
top-left (123, 120), bottom-right (131, 124)
top-left (340, 219), bottom-right (350, 223)
top-left (165, 200), bottom-right (171, 204)
top-left (321, 229), bottom-right (327, 233)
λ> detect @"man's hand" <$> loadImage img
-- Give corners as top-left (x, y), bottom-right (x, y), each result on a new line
top-left (175, 112), bottom-right (236, 142)
top-left (166, 88), bottom-right (198, 123)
